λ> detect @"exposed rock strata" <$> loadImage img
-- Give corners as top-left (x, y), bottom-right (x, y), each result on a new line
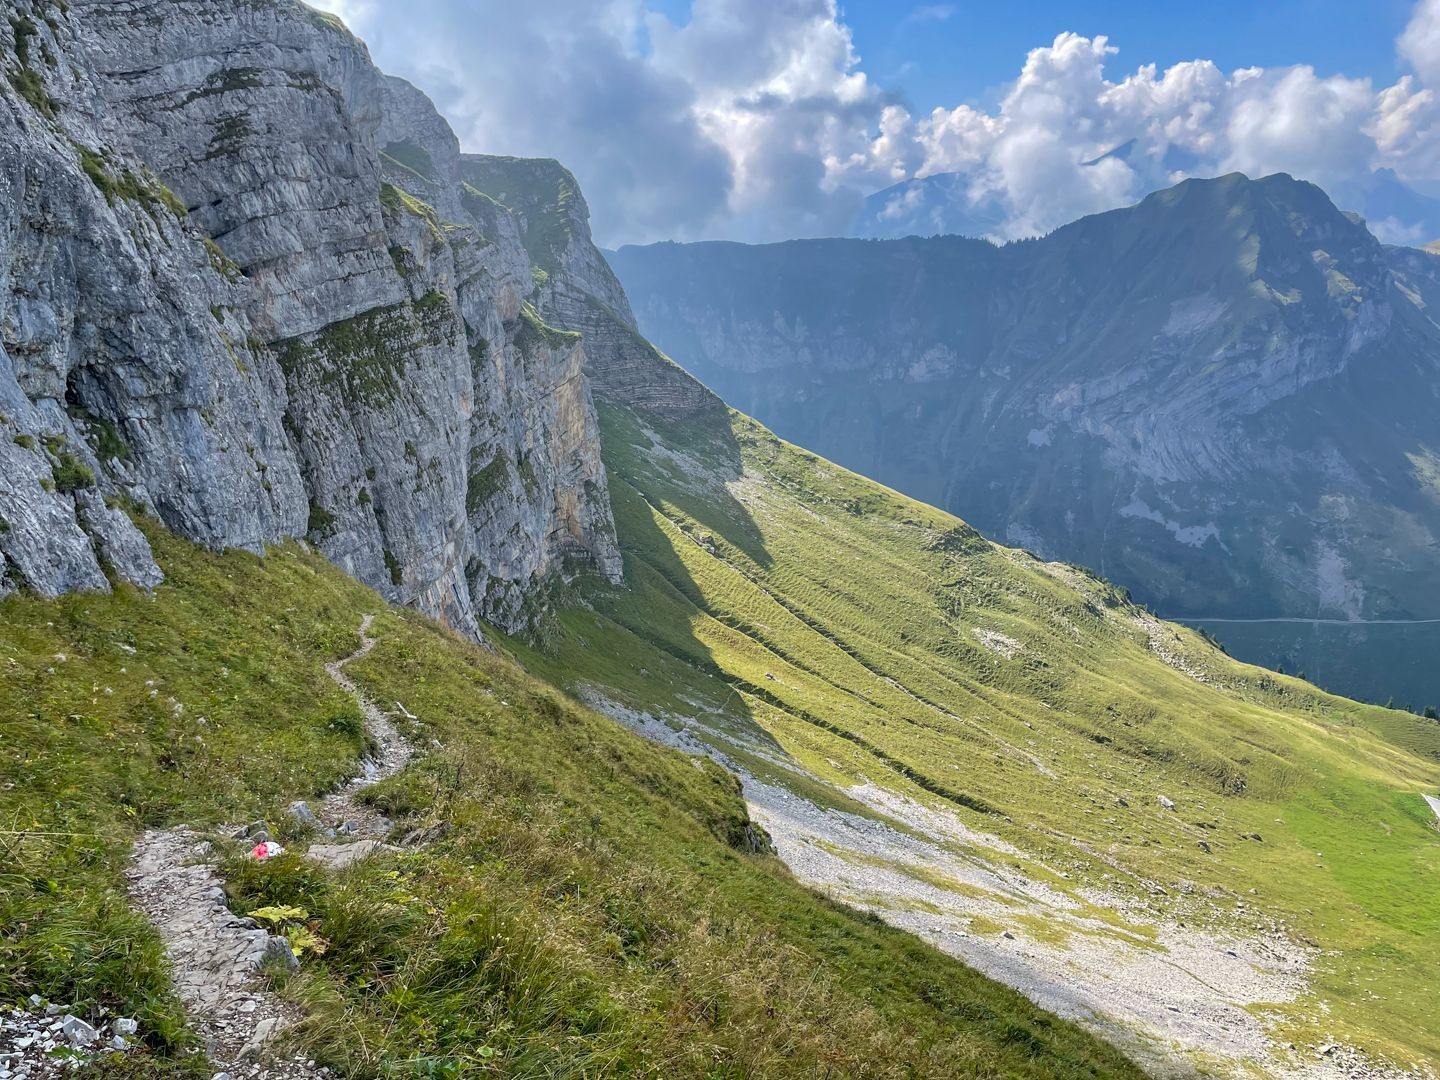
top-left (0, 0), bottom-right (622, 633)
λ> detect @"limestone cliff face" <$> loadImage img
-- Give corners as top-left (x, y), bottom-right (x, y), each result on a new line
top-left (0, 0), bottom-right (620, 633)
top-left (458, 156), bottom-right (723, 418)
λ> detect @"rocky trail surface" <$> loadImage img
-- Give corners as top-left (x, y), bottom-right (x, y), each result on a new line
top-left (124, 616), bottom-right (413, 1079)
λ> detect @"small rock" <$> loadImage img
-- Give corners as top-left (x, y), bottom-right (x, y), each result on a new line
top-left (308, 838), bottom-right (390, 869)
top-left (238, 1017), bottom-right (281, 1060)
top-left (1001, 930), bottom-right (1016, 940)
top-left (1197, 840), bottom-right (1212, 853)
top-left (113, 1017), bottom-right (138, 1036)
top-left (289, 801), bottom-right (320, 829)
top-left (259, 935), bottom-right (299, 972)
top-left (1157, 795), bottom-right (1176, 810)
top-left (60, 1016), bottom-right (98, 1047)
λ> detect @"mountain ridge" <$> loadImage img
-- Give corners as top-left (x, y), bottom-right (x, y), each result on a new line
top-left (608, 172), bottom-right (1440, 637)
top-left (2, 0), bottom-right (638, 636)
top-left (851, 163), bottom-right (1440, 247)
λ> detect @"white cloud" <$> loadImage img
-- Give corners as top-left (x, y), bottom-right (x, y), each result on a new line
top-left (308, 0), bottom-right (1440, 245)
top-left (1400, 0), bottom-right (1440, 85)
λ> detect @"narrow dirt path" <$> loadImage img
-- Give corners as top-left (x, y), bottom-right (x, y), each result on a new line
top-left (126, 614), bottom-right (412, 1078)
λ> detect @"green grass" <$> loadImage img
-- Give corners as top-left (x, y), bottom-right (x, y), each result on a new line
top-left (381, 140), bottom-right (437, 183)
top-left (516, 401), bottom-right (1440, 1071)
top-left (77, 147), bottom-right (187, 220)
top-left (380, 182), bottom-right (443, 241)
top-left (276, 297), bottom-right (459, 410)
top-left (0, 520), bottom-right (1141, 1078)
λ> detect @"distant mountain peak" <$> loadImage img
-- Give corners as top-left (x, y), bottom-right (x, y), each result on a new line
top-left (851, 165), bottom-right (1440, 248)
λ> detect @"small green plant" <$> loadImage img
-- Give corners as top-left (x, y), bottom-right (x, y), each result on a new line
top-left (248, 906), bottom-right (328, 958)
top-left (466, 451), bottom-right (510, 513)
top-left (307, 501), bottom-right (337, 536)
top-left (83, 414), bottom-right (130, 463)
top-left (204, 237), bottom-right (242, 280)
top-left (7, 15), bottom-right (56, 116)
top-left (51, 453), bottom-right (95, 494)
top-left (10, 15), bottom-right (38, 68)
top-left (76, 148), bottom-right (185, 220)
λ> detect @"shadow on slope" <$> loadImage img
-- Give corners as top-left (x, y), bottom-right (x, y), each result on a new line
top-left (523, 399), bottom-right (1440, 1076)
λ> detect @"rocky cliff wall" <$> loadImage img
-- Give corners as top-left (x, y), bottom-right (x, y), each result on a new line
top-left (0, 0), bottom-right (621, 634)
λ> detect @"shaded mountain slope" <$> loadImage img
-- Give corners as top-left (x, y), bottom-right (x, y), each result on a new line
top-left (515, 398), bottom-right (1440, 1077)
top-left (609, 174), bottom-right (1440, 701)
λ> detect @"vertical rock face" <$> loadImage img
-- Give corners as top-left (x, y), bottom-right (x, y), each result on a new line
top-left (458, 156), bottom-right (724, 418)
top-left (0, 0), bottom-right (619, 633)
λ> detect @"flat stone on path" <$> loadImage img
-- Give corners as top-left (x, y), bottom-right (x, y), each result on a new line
top-left (307, 839), bottom-right (393, 870)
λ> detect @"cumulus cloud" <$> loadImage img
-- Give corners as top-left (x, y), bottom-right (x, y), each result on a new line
top-left (307, 0), bottom-right (733, 244)
top-left (309, 0), bottom-right (1440, 245)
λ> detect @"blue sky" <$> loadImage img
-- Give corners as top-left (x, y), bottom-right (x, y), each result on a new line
top-left (315, 0), bottom-right (1440, 246)
top-left (843, 1), bottom-right (1416, 112)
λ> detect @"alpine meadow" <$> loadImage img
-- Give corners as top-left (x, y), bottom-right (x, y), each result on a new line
top-left (1, 2), bottom-right (1439, 1079)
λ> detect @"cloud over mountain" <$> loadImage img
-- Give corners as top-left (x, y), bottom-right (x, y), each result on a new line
top-left (311, 0), bottom-right (1440, 245)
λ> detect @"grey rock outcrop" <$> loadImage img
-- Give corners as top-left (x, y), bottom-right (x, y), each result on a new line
top-left (458, 155), bottom-right (723, 418)
top-left (0, 0), bottom-right (622, 632)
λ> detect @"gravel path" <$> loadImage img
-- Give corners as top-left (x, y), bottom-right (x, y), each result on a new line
top-left (1424, 794), bottom-right (1440, 824)
top-left (125, 615), bottom-right (412, 1079)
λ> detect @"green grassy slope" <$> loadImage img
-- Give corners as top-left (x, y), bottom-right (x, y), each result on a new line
top-left (515, 402), bottom-right (1440, 1072)
top-left (0, 522), bottom-right (1142, 1078)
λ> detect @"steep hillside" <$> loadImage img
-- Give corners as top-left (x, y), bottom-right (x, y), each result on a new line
top-left (1, 0), bottom-right (619, 635)
top-left (0, 519), bottom-right (1144, 1079)
top-left (5, 6), bottom-right (1439, 1079)
top-left (609, 174), bottom-right (1440, 704)
top-left (515, 399), bottom-right (1440, 1078)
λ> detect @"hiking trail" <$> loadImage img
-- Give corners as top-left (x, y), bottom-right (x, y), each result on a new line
top-left (126, 614), bottom-right (413, 1078)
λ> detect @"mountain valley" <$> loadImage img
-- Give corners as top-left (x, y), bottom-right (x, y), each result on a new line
top-left (1, 3), bottom-right (1439, 1078)
top-left (610, 175), bottom-right (1440, 708)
